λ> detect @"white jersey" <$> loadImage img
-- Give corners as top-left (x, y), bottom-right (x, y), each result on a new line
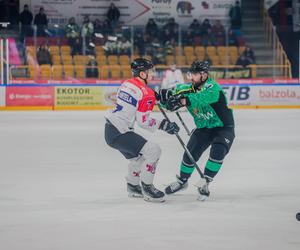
top-left (106, 78), bottom-right (161, 134)
top-left (161, 69), bottom-right (184, 89)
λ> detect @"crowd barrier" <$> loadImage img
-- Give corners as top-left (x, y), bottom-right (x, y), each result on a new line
top-left (0, 79), bottom-right (300, 110)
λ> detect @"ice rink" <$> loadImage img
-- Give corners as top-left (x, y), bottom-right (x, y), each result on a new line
top-left (0, 109), bottom-right (299, 250)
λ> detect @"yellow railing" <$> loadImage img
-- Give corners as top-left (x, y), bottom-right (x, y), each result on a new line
top-left (9, 64), bottom-right (129, 80)
top-left (262, 6), bottom-right (292, 78)
top-left (9, 64), bottom-right (293, 80)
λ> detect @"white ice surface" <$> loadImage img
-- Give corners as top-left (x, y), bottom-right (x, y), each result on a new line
top-left (0, 110), bottom-right (299, 250)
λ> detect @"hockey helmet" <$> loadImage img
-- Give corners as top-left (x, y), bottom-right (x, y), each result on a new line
top-left (131, 58), bottom-right (154, 77)
top-left (189, 60), bottom-right (210, 73)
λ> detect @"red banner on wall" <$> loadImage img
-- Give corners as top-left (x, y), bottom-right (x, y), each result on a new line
top-left (6, 86), bottom-right (54, 106)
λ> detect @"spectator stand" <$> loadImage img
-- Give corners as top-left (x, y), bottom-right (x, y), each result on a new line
top-left (8, 14), bottom-right (292, 82)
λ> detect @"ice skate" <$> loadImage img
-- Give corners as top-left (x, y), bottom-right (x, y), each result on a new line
top-left (165, 175), bottom-right (188, 194)
top-left (141, 182), bottom-right (165, 202)
top-left (127, 183), bottom-right (143, 198)
top-left (195, 176), bottom-right (213, 201)
top-left (197, 182), bottom-right (210, 201)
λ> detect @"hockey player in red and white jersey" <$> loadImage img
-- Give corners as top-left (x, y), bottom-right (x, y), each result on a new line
top-left (105, 58), bottom-right (180, 202)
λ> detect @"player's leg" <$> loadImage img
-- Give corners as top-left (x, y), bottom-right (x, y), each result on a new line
top-left (126, 156), bottom-right (144, 198)
top-left (107, 126), bottom-right (165, 202)
top-left (165, 128), bottom-right (212, 194)
top-left (197, 127), bottom-right (235, 200)
top-left (205, 128), bottom-right (235, 179)
top-left (139, 141), bottom-right (165, 202)
top-left (105, 121), bottom-right (146, 198)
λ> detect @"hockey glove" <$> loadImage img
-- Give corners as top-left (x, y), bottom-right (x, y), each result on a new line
top-left (159, 119), bottom-right (180, 134)
top-left (165, 95), bottom-right (186, 111)
top-left (154, 91), bottom-right (161, 101)
top-left (158, 89), bottom-right (173, 104)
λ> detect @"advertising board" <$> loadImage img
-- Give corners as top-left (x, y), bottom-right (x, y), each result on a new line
top-left (6, 86), bottom-right (54, 106)
top-left (55, 86), bottom-right (103, 107)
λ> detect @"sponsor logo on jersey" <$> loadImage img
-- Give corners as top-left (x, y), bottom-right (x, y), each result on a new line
top-left (193, 108), bottom-right (214, 120)
top-left (118, 90), bottom-right (137, 106)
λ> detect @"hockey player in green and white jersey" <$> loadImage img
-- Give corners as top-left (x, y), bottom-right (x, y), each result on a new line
top-left (160, 60), bottom-right (235, 200)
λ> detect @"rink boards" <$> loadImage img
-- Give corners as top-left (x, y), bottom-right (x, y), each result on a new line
top-left (0, 81), bottom-right (300, 110)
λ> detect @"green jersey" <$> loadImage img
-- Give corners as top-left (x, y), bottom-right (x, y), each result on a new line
top-left (172, 77), bottom-right (234, 129)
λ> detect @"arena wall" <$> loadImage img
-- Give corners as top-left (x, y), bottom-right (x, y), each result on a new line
top-left (1, 79), bottom-right (300, 110)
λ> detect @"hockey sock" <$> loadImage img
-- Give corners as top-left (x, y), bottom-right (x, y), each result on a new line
top-left (204, 159), bottom-right (222, 179)
top-left (179, 162), bottom-right (195, 180)
top-left (139, 141), bottom-right (161, 185)
top-left (126, 157), bottom-right (144, 185)
top-left (204, 143), bottom-right (226, 179)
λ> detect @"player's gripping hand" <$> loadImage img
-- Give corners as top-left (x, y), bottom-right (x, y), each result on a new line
top-left (165, 95), bottom-right (185, 111)
top-left (159, 119), bottom-right (180, 134)
top-left (158, 89), bottom-right (173, 104)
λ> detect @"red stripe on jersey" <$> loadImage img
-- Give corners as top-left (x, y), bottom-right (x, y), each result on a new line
top-left (127, 78), bottom-right (156, 112)
top-left (138, 96), bottom-right (155, 112)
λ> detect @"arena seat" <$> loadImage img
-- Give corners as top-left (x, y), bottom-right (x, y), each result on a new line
top-left (176, 55), bottom-right (186, 66)
top-left (119, 55), bottom-right (130, 65)
top-left (49, 46), bottom-right (60, 56)
top-left (73, 55), bottom-right (89, 65)
top-left (107, 55), bottom-right (119, 65)
top-left (186, 55), bottom-right (196, 65)
top-left (183, 46), bottom-right (194, 56)
top-left (52, 55), bottom-right (61, 65)
top-left (40, 65), bottom-right (52, 79)
top-left (96, 55), bottom-right (107, 66)
top-left (121, 65), bottom-right (132, 78)
top-left (61, 55), bottom-right (73, 65)
top-left (100, 65), bottom-right (109, 79)
top-left (75, 65), bottom-right (85, 78)
top-left (110, 65), bottom-right (121, 79)
top-left (166, 55), bottom-right (175, 65)
top-left (206, 46), bottom-right (217, 57)
top-left (60, 46), bottom-right (71, 55)
top-left (194, 46), bottom-right (205, 57)
top-left (64, 65), bottom-right (74, 78)
top-left (209, 55), bottom-right (220, 65)
top-left (52, 65), bottom-right (63, 79)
